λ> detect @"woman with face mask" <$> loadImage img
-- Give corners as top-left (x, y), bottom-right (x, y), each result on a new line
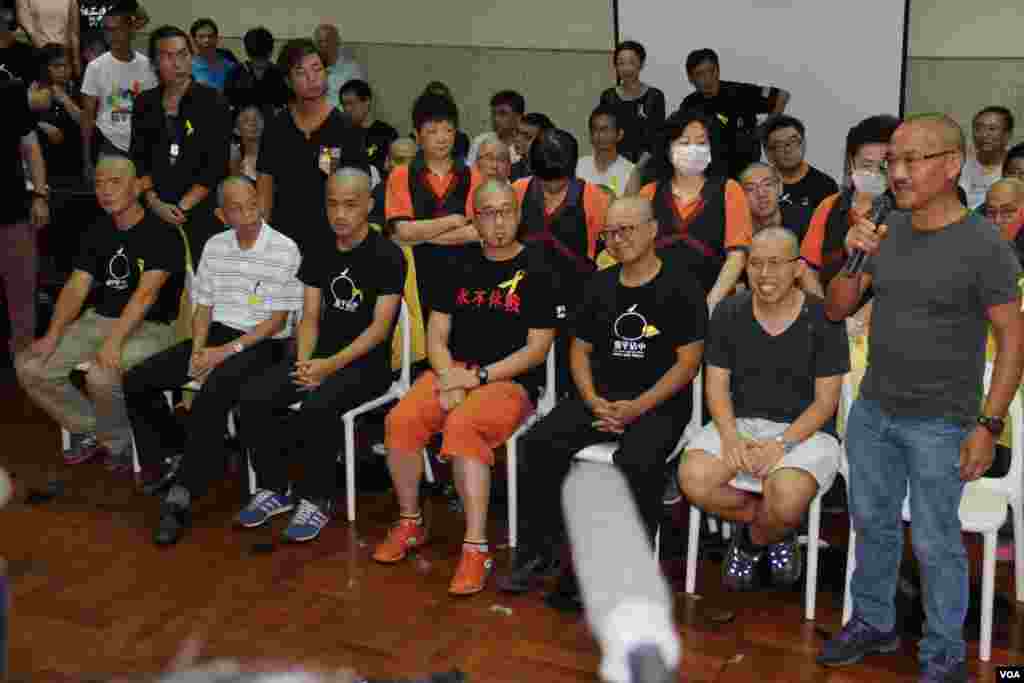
top-left (639, 109), bottom-right (752, 309)
top-left (799, 114), bottom-right (900, 290)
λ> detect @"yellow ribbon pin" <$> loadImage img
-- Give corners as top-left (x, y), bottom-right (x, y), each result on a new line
top-left (643, 324), bottom-right (660, 338)
top-left (498, 270), bottom-right (527, 295)
top-left (185, 119), bottom-right (194, 136)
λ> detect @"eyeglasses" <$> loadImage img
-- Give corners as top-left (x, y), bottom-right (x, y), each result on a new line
top-left (747, 256), bottom-right (800, 273)
top-left (476, 206), bottom-right (517, 223)
top-left (883, 149), bottom-right (958, 172)
top-left (477, 153), bottom-right (510, 164)
top-left (766, 137), bottom-right (802, 153)
top-left (599, 224), bottom-right (641, 242)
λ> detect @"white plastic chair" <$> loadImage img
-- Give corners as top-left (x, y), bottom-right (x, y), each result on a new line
top-left (570, 370), bottom-right (705, 557)
top-left (502, 343), bottom-right (558, 548)
top-left (245, 301), bottom-right (421, 522)
top-left (841, 364), bottom-right (1023, 661)
top-left (684, 377), bottom-right (853, 622)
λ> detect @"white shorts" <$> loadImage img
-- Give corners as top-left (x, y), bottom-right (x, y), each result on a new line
top-left (687, 418), bottom-right (841, 492)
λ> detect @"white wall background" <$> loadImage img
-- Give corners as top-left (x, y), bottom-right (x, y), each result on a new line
top-left (147, 0), bottom-right (615, 50)
top-left (617, 0), bottom-right (908, 184)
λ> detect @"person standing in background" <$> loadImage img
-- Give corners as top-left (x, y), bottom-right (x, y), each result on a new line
top-left (576, 105), bottom-right (635, 197)
top-left (681, 48), bottom-right (789, 179)
top-left (599, 41), bottom-right (665, 164)
top-left (189, 18), bottom-right (236, 93)
top-left (960, 106), bottom-right (1014, 209)
top-left (314, 23), bottom-right (363, 111)
top-left (80, 0), bottom-right (157, 172)
top-left (224, 26), bottom-right (288, 117)
top-left (131, 24), bottom-right (231, 267)
top-left (466, 90), bottom-right (525, 167)
top-left (16, 0), bottom-right (79, 78)
top-left (340, 78), bottom-right (397, 176)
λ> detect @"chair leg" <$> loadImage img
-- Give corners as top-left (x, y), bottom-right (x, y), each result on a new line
top-left (805, 496), bottom-right (822, 621)
top-left (61, 427), bottom-right (70, 453)
top-left (246, 452), bottom-right (257, 496)
top-left (685, 505), bottom-right (701, 595)
top-left (842, 526), bottom-right (856, 626)
top-left (654, 525), bottom-right (661, 559)
top-left (506, 436), bottom-right (518, 549)
top-left (343, 415), bottom-right (357, 523)
top-left (422, 450), bottom-right (435, 484)
top-left (980, 531), bottom-right (996, 662)
top-left (1013, 503), bottom-right (1024, 603)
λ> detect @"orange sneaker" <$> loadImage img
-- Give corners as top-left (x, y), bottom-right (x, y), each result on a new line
top-left (448, 546), bottom-right (494, 596)
top-left (372, 517), bottom-right (428, 563)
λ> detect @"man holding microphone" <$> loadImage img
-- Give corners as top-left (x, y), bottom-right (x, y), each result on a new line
top-left (821, 114), bottom-right (1024, 683)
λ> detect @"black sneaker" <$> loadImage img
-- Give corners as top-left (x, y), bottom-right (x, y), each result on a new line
top-left (817, 615), bottom-right (901, 667)
top-left (544, 570), bottom-right (583, 613)
top-left (722, 526), bottom-right (762, 591)
top-left (919, 654), bottom-right (968, 683)
top-left (140, 454), bottom-right (184, 497)
top-left (153, 501), bottom-right (190, 546)
top-left (766, 533), bottom-right (802, 587)
top-left (497, 546), bottom-right (559, 594)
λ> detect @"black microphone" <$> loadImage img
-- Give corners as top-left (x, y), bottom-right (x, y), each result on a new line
top-left (842, 193), bottom-right (893, 276)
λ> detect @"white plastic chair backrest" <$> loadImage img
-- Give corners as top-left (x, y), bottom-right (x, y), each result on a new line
top-left (537, 342), bottom-right (557, 416)
top-left (397, 299), bottom-right (411, 392)
top-left (974, 362), bottom-right (1023, 507)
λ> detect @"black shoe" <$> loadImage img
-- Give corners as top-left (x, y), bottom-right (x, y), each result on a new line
top-left (722, 525), bottom-right (762, 591)
top-left (140, 454), bottom-right (184, 497)
top-left (154, 501), bottom-right (190, 546)
top-left (766, 533), bottom-right (802, 587)
top-left (817, 615), bottom-right (901, 667)
top-left (497, 547), bottom-right (559, 594)
top-left (544, 570), bottom-right (583, 613)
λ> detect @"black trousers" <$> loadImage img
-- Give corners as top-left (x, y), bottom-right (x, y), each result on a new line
top-left (237, 358), bottom-right (391, 501)
top-left (123, 323), bottom-right (285, 498)
top-left (519, 397), bottom-right (686, 547)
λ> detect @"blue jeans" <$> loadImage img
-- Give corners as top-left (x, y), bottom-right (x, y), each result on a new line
top-left (846, 398), bottom-right (969, 664)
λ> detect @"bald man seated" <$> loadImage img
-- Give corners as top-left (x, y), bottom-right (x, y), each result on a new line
top-left (679, 227), bottom-right (848, 592)
top-left (374, 179), bottom-right (558, 597)
top-left (122, 176), bottom-right (303, 545)
top-left (985, 177), bottom-right (1024, 249)
top-left (499, 196), bottom-right (706, 604)
top-left (230, 168), bottom-right (406, 545)
top-left (16, 154), bottom-right (186, 469)
top-left (369, 137), bottom-right (418, 228)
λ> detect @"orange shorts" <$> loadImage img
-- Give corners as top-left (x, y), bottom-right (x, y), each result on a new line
top-left (385, 369), bottom-right (534, 465)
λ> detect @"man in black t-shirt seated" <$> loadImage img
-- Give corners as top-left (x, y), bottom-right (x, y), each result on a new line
top-left (762, 114), bottom-right (839, 211)
top-left (678, 227), bottom-right (848, 592)
top-left (16, 154), bottom-right (185, 468)
top-left (374, 179), bottom-right (558, 597)
top-left (498, 196), bottom-right (706, 602)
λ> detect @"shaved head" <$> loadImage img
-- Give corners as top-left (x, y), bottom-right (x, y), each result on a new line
top-left (607, 195), bottom-right (655, 223)
top-left (739, 161), bottom-right (781, 186)
top-left (328, 167), bottom-right (372, 194)
top-left (95, 154), bottom-right (137, 178)
top-left (751, 226), bottom-right (800, 257)
top-left (473, 178), bottom-right (517, 207)
top-left (391, 137), bottom-right (417, 158)
top-left (904, 114), bottom-right (965, 154)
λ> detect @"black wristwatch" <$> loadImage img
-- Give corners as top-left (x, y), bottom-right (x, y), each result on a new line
top-left (977, 415), bottom-right (1006, 437)
top-left (476, 366), bottom-right (489, 385)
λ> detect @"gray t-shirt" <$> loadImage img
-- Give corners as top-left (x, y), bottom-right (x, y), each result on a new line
top-left (862, 210), bottom-right (1020, 425)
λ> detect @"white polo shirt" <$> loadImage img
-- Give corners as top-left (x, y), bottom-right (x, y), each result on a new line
top-left (192, 222), bottom-right (303, 338)
top-left (576, 155), bottom-right (635, 197)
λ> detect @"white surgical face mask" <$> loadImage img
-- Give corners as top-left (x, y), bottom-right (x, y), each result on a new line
top-left (851, 169), bottom-right (887, 196)
top-left (671, 143), bottom-right (711, 176)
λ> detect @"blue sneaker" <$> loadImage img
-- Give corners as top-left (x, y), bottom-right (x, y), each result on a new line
top-left (236, 489), bottom-right (293, 528)
top-left (283, 498), bottom-right (331, 542)
top-left (919, 655), bottom-right (967, 683)
top-left (817, 615), bottom-right (901, 667)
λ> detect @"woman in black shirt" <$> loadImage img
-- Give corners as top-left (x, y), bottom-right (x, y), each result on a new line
top-left (598, 41), bottom-right (666, 163)
top-left (36, 43), bottom-right (83, 180)
top-left (130, 24), bottom-right (231, 267)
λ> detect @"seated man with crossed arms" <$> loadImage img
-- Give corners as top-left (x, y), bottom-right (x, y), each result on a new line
top-left (374, 179), bottom-right (558, 597)
top-left (679, 227), bottom-right (848, 591)
top-left (16, 154), bottom-right (184, 468)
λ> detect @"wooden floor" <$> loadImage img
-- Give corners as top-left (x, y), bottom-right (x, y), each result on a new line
top-left (1, 370), bottom-right (1022, 682)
